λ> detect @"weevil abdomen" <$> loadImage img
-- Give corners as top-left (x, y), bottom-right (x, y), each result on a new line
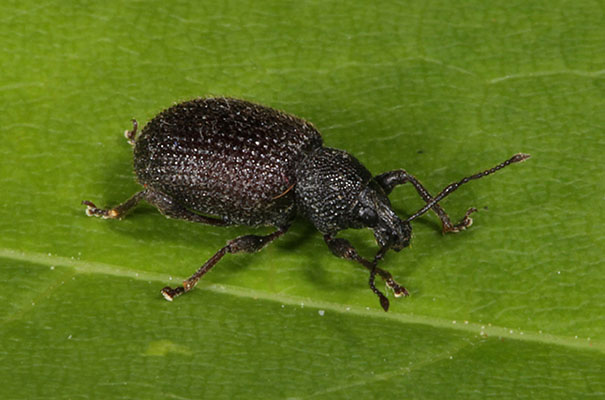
top-left (133, 98), bottom-right (323, 226)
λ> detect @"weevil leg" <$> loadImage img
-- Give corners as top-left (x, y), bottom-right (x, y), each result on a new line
top-left (161, 226), bottom-right (290, 301)
top-left (124, 119), bottom-right (138, 146)
top-left (323, 235), bottom-right (409, 312)
top-left (374, 170), bottom-right (476, 233)
top-left (82, 190), bottom-right (147, 219)
top-left (83, 189), bottom-right (229, 226)
top-left (144, 189), bottom-right (228, 226)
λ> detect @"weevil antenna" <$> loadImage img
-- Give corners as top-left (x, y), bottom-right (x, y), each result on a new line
top-left (405, 153), bottom-right (530, 223)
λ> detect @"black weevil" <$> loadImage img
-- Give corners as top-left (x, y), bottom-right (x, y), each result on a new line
top-left (83, 97), bottom-right (529, 311)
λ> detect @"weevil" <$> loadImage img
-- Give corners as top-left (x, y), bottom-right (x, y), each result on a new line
top-left (82, 97), bottom-right (529, 311)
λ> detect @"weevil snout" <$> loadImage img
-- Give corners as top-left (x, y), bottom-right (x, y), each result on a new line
top-left (359, 190), bottom-right (412, 252)
top-left (355, 185), bottom-right (412, 252)
top-left (373, 209), bottom-right (412, 252)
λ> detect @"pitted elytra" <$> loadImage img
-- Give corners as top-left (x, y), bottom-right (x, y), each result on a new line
top-left (82, 97), bottom-right (530, 311)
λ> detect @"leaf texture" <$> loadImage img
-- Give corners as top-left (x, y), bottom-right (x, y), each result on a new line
top-left (0, 0), bottom-right (603, 398)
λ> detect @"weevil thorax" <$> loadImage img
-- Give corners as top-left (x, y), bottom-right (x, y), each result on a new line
top-left (295, 147), bottom-right (411, 250)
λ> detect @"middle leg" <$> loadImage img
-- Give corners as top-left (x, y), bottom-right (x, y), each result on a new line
top-left (161, 226), bottom-right (289, 301)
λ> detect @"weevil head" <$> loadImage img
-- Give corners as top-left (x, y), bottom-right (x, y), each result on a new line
top-left (295, 147), bottom-right (412, 250)
top-left (355, 181), bottom-right (412, 251)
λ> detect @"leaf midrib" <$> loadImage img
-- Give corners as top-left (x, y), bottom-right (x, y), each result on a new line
top-left (1, 247), bottom-right (601, 354)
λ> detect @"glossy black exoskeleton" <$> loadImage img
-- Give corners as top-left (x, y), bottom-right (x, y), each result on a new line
top-left (83, 97), bottom-right (529, 311)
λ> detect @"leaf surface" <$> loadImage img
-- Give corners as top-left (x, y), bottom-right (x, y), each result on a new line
top-left (1, 0), bottom-right (603, 398)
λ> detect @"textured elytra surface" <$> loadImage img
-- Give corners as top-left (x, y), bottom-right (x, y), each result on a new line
top-left (135, 97), bottom-right (323, 227)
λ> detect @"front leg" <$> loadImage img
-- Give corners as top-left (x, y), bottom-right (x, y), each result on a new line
top-left (324, 235), bottom-right (408, 311)
top-left (374, 170), bottom-right (476, 233)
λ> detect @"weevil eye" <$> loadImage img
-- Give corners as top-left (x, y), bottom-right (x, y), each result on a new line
top-left (359, 207), bottom-right (378, 227)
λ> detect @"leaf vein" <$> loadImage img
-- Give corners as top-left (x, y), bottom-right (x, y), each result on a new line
top-left (0, 247), bottom-right (601, 354)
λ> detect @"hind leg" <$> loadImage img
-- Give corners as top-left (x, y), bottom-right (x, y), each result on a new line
top-left (82, 189), bottom-right (227, 226)
top-left (82, 191), bottom-right (147, 219)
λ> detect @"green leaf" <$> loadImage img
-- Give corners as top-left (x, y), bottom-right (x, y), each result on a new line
top-left (1, 0), bottom-right (603, 398)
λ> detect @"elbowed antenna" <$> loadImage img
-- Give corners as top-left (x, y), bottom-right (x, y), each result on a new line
top-left (405, 153), bottom-right (531, 223)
